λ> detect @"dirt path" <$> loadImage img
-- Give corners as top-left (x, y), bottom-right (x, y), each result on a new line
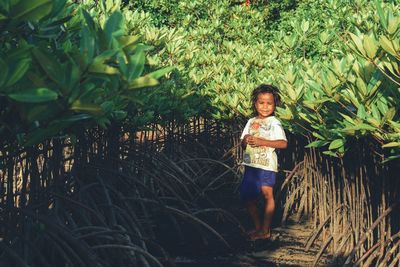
top-left (232, 222), bottom-right (331, 266)
top-left (174, 219), bottom-right (331, 267)
top-left (174, 189), bottom-right (332, 267)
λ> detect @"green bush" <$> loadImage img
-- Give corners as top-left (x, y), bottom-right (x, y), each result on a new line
top-left (125, 0), bottom-right (400, 160)
top-left (270, 0), bottom-right (400, 159)
top-left (0, 0), bottom-right (172, 146)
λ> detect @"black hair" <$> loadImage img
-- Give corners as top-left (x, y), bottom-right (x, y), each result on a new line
top-left (251, 84), bottom-right (281, 116)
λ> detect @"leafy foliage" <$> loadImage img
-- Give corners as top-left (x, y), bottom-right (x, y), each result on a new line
top-left (125, 0), bottom-right (400, 160)
top-left (126, 0), bottom-right (274, 121)
top-left (270, 0), bottom-right (400, 159)
top-left (0, 0), bottom-right (172, 147)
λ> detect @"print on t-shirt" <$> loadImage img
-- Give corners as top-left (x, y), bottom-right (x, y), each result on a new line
top-left (241, 116), bottom-right (287, 172)
top-left (243, 119), bottom-right (274, 167)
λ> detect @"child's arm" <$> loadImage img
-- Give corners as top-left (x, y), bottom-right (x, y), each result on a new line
top-left (246, 136), bottom-right (287, 149)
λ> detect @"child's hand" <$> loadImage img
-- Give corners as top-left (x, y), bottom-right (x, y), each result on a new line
top-left (243, 134), bottom-right (251, 144)
top-left (247, 136), bottom-right (260, 147)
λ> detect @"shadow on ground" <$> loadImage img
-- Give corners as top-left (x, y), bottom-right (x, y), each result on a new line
top-left (170, 186), bottom-right (333, 267)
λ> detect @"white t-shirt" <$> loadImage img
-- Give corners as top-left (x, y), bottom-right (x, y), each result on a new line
top-left (240, 116), bottom-right (287, 172)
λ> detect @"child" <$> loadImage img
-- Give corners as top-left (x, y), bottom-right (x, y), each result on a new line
top-left (240, 84), bottom-right (287, 241)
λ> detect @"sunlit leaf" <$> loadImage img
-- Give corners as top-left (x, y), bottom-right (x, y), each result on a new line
top-left (382, 142), bottom-right (400, 148)
top-left (128, 76), bottom-right (159, 89)
top-left (71, 101), bottom-right (104, 115)
top-left (329, 139), bottom-right (344, 150)
top-left (305, 140), bottom-right (329, 148)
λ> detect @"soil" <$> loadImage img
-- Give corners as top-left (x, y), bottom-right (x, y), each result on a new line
top-left (173, 223), bottom-right (331, 267)
top-left (171, 187), bottom-right (332, 267)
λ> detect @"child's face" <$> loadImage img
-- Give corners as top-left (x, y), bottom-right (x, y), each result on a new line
top-left (255, 92), bottom-right (275, 119)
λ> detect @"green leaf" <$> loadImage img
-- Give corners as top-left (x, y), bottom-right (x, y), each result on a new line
top-left (323, 150), bottom-right (339, 157)
top-left (88, 61), bottom-right (119, 74)
top-left (355, 123), bottom-right (376, 131)
top-left (367, 118), bottom-right (381, 128)
top-left (342, 89), bottom-right (360, 108)
top-left (356, 77), bottom-right (367, 97)
top-left (306, 80), bottom-right (324, 93)
top-left (0, 12), bottom-right (7, 21)
top-left (97, 117), bottom-right (111, 128)
top-left (10, 0), bottom-right (53, 21)
top-left (319, 31), bottom-right (329, 44)
top-left (6, 58), bottom-right (31, 87)
top-left (104, 11), bottom-right (124, 48)
top-left (301, 20), bottom-right (310, 33)
top-left (63, 61), bottom-right (80, 93)
top-left (305, 140), bottom-right (329, 148)
top-left (81, 9), bottom-right (96, 33)
top-left (88, 49), bottom-right (119, 74)
top-left (80, 26), bottom-right (95, 63)
top-left (0, 58), bottom-right (9, 88)
top-left (319, 72), bottom-right (333, 96)
top-left (118, 35), bottom-right (141, 52)
top-left (100, 101), bottom-right (114, 112)
top-left (69, 82), bottom-right (94, 104)
top-left (126, 50), bottom-right (145, 81)
top-left (128, 76), bottom-right (159, 89)
top-left (363, 35), bottom-right (378, 59)
top-left (70, 100), bottom-right (103, 115)
top-left (388, 120), bottom-right (400, 131)
top-left (32, 48), bottom-right (63, 89)
top-left (298, 112), bottom-right (312, 123)
top-left (382, 142), bottom-right (400, 148)
top-left (349, 33), bottom-right (366, 57)
top-left (276, 107), bottom-right (293, 120)
top-left (387, 12), bottom-right (399, 35)
top-left (312, 131), bottom-right (326, 140)
top-left (26, 71), bottom-right (46, 87)
top-left (8, 88), bottom-right (58, 103)
top-left (329, 139), bottom-right (344, 150)
top-left (25, 103), bottom-right (61, 123)
top-left (112, 110), bottom-right (127, 120)
top-left (375, 0), bottom-right (387, 29)
top-left (357, 105), bottom-right (366, 120)
top-left (379, 36), bottom-right (397, 57)
top-left (367, 70), bottom-right (382, 97)
top-left (382, 154), bottom-right (400, 163)
top-left (49, 0), bottom-right (66, 18)
top-left (383, 107), bottom-right (396, 122)
top-left (341, 126), bottom-right (356, 136)
top-left (377, 99), bottom-right (389, 115)
top-left (340, 113), bottom-right (355, 124)
top-left (147, 66), bottom-right (175, 79)
top-left (287, 86), bottom-right (297, 100)
top-left (370, 103), bottom-right (381, 121)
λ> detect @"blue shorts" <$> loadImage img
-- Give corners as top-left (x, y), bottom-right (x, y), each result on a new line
top-left (240, 166), bottom-right (276, 201)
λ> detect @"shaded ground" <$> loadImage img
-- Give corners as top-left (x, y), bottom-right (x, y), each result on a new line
top-left (172, 187), bottom-right (332, 267)
top-left (174, 222), bottom-right (331, 267)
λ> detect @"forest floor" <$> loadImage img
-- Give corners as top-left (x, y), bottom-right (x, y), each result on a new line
top-left (173, 187), bottom-right (333, 267)
top-left (174, 222), bottom-right (331, 267)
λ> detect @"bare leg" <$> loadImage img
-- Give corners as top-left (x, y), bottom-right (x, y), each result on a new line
top-left (245, 200), bottom-right (262, 232)
top-left (260, 185), bottom-right (275, 237)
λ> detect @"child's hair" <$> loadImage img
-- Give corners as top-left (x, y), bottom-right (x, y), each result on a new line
top-left (251, 84), bottom-right (281, 115)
